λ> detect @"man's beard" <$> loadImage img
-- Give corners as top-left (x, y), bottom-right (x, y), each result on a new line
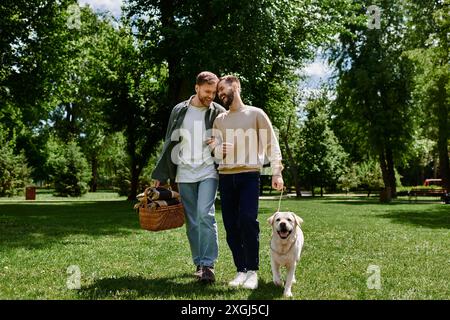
top-left (198, 95), bottom-right (212, 107)
top-left (220, 91), bottom-right (234, 108)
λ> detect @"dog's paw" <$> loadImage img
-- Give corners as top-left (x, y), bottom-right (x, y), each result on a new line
top-left (273, 279), bottom-right (284, 287)
top-left (283, 290), bottom-right (293, 298)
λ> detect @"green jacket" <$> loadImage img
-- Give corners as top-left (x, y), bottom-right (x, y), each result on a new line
top-left (151, 96), bottom-right (226, 183)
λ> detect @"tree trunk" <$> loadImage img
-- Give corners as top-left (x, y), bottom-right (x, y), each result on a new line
top-left (287, 165), bottom-right (302, 197)
top-left (419, 166), bottom-right (425, 186)
top-left (295, 181), bottom-right (302, 197)
top-left (281, 115), bottom-right (302, 197)
top-left (320, 186), bottom-right (323, 197)
top-left (386, 146), bottom-right (397, 198)
top-left (438, 128), bottom-right (450, 191)
top-left (126, 133), bottom-right (140, 200)
top-left (128, 161), bottom-right (141, 201)
top-left (433, 155), bottom-right (439, 179)
top-left (287, 184), bottom-right (292, 193)
top-left (437, 77), bottom-right (450, 191)
top-left (127, 139), bottom-right (157, 201)
top-left (90, 156), bottom-right (98, 192)
top-left (380, 187), bottom-right (392, 203)
top-left (380, 150), bottom-right (389, 188)
top-left (379, 150), bottom-right (392, 203)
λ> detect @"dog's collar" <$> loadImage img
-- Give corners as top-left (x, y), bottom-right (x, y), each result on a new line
top-left (270, 232), bottom-right (297, 256)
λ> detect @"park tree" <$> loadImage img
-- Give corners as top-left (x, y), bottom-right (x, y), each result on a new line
top-left (337, 159), bottom-right (401, 196)
top-left (0, 0), bottom-right (78, 181)
top-left (125, 0), bottom-right (357, 196)
top-left (279, 105), bottom-right (304, 196)
top-left (299, 91), bottom-right (348, 196)
top-left (276, 85), bottom-right (317, 197)
top-left (337, 160), bottom-right (383, 196)
top-left (1, 2), bottom-right (132, 192)
top-left (397, 136), bottom-right (436, 186)
top-left (125, 0), bottom-right (320, 105)
top-left (404, 0), bottom-right (450, 190)
top-left (330, 0), bottom-right (416, 201)
top-left (126, 0), bottom-right (359, 105)
top-left (46, 6), bottom-right (119, 192)
top-left (46, 138), bottom-right (91, 197)
top-left (96, 131), bottom-right (130, 193)
top-left (355, 160), bottom-right (386, 196)
top-left (337, 163), bottom-right (359, 194)
top-left (97, 24), bottom-right (168, 199)
top-left (0, 126), bottom-right (32, 197)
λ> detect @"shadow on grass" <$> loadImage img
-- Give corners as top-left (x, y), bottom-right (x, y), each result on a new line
top-left (322, 198), bottom-right (444, 206)
top-left (0, 201), bottom-right (140, 249)
top-left (247, 280), bottom-right (286, 300)
top-left (78, 275), bottom-right (282, 300)
top-left (257, 196), bottom-right (384, 204)
top-left (377, 206), bottom-right (450, 229)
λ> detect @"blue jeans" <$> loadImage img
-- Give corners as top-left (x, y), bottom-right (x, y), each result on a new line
top-left (178, 178), bottom-right (219, 268)
top-left (219, 172), bottom-right (260, 272)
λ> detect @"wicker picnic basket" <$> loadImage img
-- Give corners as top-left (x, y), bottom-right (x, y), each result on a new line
top-left (135, 187), bottom-right (185, 232)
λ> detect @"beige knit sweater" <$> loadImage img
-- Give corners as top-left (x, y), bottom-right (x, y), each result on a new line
top-left (212, 105), bottom-right (283, 175)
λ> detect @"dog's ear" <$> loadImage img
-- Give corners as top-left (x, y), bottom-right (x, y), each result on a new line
top-left (268, 212), bottom-right (278, 225)
top-left (291, 212), bottom-right (304, 226)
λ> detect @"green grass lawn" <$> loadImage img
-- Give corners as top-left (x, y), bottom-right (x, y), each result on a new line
top-left (0, 192), bottom-right (449, 300)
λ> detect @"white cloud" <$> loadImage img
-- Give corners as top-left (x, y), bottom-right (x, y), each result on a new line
top-left (297, 54), bottom-right (335, 91)
top-left (303, 61), bottom-right (332, 78)
top-left (78, 0), bottom-right (123, 17)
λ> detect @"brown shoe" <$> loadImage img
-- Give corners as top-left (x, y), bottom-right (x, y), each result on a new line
top-left (200, 266), bottom-right (215, 284)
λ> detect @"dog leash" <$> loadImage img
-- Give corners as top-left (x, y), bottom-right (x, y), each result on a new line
top-left (277, 188), bottom-right (284, 212)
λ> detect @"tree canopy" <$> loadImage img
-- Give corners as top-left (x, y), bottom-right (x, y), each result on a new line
top-left (0, 0), bottom-right (448, 200)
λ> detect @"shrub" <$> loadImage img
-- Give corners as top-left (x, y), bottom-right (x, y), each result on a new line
top-left (356, 160), bottom-right (385, 192)
top-left (113, 166), bottom-right (131, 197)
top-left (0, 147), bottom-right (32, 197)
top-left (337, 165), bottom-right (359, 194)
top-left (0, 130), bottom-right (32, 197)
top-left (47, 139), bottom-right (90, 197)
top-left (338, 160), bottom-right (403, 195)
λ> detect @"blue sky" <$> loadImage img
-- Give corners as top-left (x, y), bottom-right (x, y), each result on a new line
top-left (301, 55), bottom-right (333, 89)
top-left (79, 0), bottom-right (123, 18)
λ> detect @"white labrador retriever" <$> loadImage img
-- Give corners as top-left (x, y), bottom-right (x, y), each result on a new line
top-left (268, 211), bottom-right (304, 297)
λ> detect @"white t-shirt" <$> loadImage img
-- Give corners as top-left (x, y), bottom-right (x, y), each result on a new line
top-left (175, 105), bottom-right (218, 183)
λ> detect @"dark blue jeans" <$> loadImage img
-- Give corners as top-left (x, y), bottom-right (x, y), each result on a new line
top-left (219, 172), bottom-right (260, 272)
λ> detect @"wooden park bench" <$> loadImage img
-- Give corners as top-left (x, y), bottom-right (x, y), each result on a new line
top-left (408, 188), bottom-right (448, 202)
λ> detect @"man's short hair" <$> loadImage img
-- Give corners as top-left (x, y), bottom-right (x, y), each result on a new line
top-left (218, 75), bottom-right (241, 87)
top-left (196, 71), bottom-right (219, 85)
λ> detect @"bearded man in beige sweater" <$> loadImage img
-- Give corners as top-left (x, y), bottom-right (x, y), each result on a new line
top-left (208, 75), bottom-right (284, 290)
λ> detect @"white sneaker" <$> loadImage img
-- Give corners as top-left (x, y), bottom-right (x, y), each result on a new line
top-left (228, 272), bottom-right (247, 287)
top-left (242, 271), bottom-right (258, 289)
